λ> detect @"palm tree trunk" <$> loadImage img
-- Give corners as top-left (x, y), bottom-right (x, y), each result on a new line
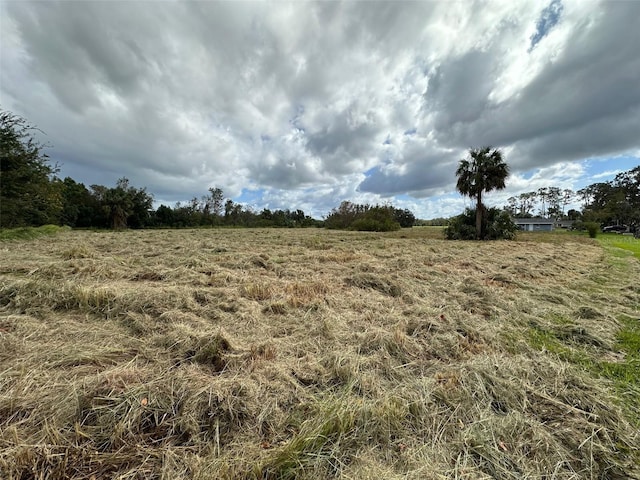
top-left (476, 192), bottom-right (482, 240)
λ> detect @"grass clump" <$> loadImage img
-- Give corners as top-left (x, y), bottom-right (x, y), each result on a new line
top-left (186, 333), bottom-right (233, 371)
top-left (256, 392), bottom-right (409, 479)
top-left (345, 273), bottom-right (402, 297)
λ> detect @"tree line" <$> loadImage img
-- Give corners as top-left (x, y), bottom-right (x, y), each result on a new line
top-left (501, 168), bottom-right (639, 229)
top-left (504, 187), bottom-right (578, 219)
top-left (0, 110), bottom-right (325, 229)
top-left (324, 201), bottom-right (416, 231)
top-left (1, 109), bottom-right (415, 231)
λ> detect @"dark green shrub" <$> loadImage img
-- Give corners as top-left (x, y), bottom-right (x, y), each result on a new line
top-left (445, 208), bottom-right (518, 240)
top-left (443, 210), bottom-right (477, 240)
top-left (351, 217), bottom-right (400, 232)
top-left (325, 202), bottom-right (404, 231)
top-left (393, 208), bottom-right (416, 228)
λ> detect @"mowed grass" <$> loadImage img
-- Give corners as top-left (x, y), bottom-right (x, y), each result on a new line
top-left (598, 232), bottom-right (640, 260)
top-left (1, 227), bottom-right (639, 479)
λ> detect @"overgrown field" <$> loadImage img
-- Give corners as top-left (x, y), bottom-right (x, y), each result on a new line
top-left (1, 227), bottom-right (639, 479)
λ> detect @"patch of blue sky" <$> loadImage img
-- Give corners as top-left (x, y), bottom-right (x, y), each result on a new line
top-left (529, 0), bottom-right (563, 51)
top-left (582, 156), bottom-right (639, 182)
top-left (403, 128), bottom-right (417, 136)
top-left (520, 170), bottom-right (536, 180)
top-left (364, 166), bottom-right (379, 177)
top-left (236, 188), bottom-right (265, 204)
top-left (394, 194), bottom-right (414, 202)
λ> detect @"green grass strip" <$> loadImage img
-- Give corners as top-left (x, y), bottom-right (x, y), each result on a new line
top-left (0, 224), bottom-right (69, 241)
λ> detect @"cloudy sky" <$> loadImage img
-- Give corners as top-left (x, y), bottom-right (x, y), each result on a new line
top-left (1, 0), bottom-right (638, 219)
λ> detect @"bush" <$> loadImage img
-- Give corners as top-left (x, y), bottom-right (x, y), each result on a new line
top-left (584, 222), bottom-right (599, 238)
top-left (352, 207), bottom-right (401, 232)
top-left (443, 211), bottom-right (477, 240)
top-left (444, 208), bottom-right (518, 240)
top-left (325, 202), bottom-right (406, 231)
top-left (351, 217), bottom-right (400, 232)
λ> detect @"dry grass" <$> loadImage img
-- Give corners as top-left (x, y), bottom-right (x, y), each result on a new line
top-left (1, 227), bottom-right (639, 479)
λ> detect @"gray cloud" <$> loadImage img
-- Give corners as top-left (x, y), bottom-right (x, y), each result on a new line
top-left (426, 50), bottom-right (496, 129)
top-left (1, 0), bottom-right (638, 219)
top-left (426, 1), bottom-right (640, 169)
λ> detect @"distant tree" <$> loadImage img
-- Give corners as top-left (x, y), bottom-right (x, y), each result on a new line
top-left (574, 169), bottom-right (639, 229)
top-left (613, 166), bottom-right (640, 227)
top-left (200, 187), bottom-right (224, 225)
top-left (351, 206), bottom-right (400, 232)
top-left (567, 209), bottom-right (582, 221)
top-left (324, 201), bottom-right (362, 230)
top-left (209, 187), bottom-right (224, 218)
top-left (517, 192), bottom-right (537, 217)
top-left (561, 189), bottom-right (574, 217)
top-left (577, 186), bottom-right (594, 209)
top-left (154, 204), bottom-right (175, 227)
top-left (224, 199), bottom-right (243, 225)
top-left (505, 196), bottom-right (518, 216)
top-left (546, 186), bottom-right (562, 219)
top-left (127, 182), bottom-right (154, 228)
top-left (324, 201), bottom-right (410, 231)
top-left (393, 208), bottom-right (416, 228)
top-left (58, 177), bottom-right (99, 227)
top-left (0, 110), bottom-right (61, 227)
top-left (91, 178), bottom-right (153, 229)
top-left (455, 147), bottom-right (510, 239)
top-left (418, 217), bottom-right (449, 226)
top-left (537, 187), bottom-right (548, 217)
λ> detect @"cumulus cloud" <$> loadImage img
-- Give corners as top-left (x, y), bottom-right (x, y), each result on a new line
top-left (1, 0), bottom-right (638, 218)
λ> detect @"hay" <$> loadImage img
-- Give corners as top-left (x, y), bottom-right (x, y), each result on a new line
top-left (1, 228), bottom-right (639, 479)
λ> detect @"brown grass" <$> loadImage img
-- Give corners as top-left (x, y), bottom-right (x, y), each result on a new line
top-left (1, 227), bottom-right (639, 479)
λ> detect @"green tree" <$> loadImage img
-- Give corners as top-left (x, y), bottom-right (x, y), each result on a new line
top-left (393, 208), bottom-right (416, 228)
top-left (91, 178), bottom-right (153, 229)
top-left (324, 201), bottom-right (363, 229)
top-left (351, 206), bottom-right (400, 232)
top-left (154, 204), bottom-right (175, 227)
top-left (0, 110), bottom-right (61, 227)
top-left (209, 187), bottom-right (224, 218)
top-left (455, 147), bottom-right (510, 239)
top-left (57, 177), bottom-right (99, 227)
top-left (613, 166), bottom-right (640, 228)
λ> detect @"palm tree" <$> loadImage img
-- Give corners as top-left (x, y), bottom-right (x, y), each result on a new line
top-left (455, 147), bottom-right (509, 239)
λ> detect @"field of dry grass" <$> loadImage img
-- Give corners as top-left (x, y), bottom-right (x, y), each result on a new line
top-left (1, 227), bottom-right (639, 479)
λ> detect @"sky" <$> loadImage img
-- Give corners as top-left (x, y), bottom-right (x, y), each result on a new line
top-left (1, 0), bottom-right (639, 219)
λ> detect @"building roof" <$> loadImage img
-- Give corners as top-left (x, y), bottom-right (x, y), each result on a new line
top-left (512, 218), bottom-right (555, 224)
